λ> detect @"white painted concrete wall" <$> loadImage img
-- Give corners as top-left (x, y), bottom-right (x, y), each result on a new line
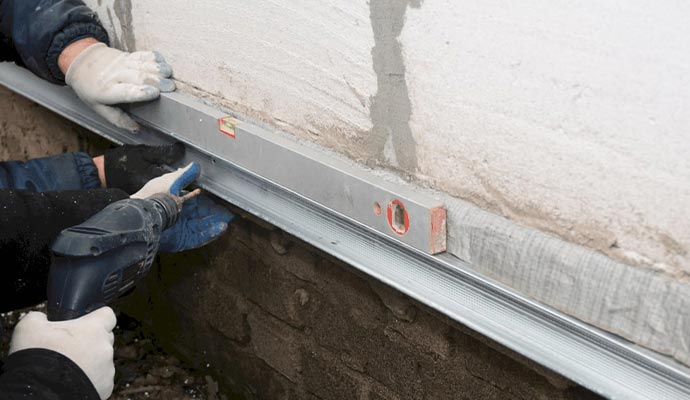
top-left (86, 0), bottom-right (377, 148)
top-left (401, 0), bottom-right (690, 276)
top-left (85, 0), bottom-right (690, 360)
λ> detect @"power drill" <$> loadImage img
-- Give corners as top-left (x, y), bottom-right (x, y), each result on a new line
top-left (46, 190), bottom-right (200, 321)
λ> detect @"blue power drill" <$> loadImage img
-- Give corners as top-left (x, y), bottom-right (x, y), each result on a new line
top-left (46, 190), bottom-right (199, 321)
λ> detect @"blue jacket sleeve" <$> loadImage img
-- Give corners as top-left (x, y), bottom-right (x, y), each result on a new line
top-left (0, 0), bottom-right (109, 84)
top-left (0, 152), bottom-right (101, 191)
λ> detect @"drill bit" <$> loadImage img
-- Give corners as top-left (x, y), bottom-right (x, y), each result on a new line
top-left (173, 188), bottom-right (202, 212)
top-left (180, 188), bottom-right (202, 203)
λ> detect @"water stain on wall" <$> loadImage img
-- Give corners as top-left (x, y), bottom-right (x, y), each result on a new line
top-left (368, 0), bottom-right (421, 173)
top-left (105, 8), bottom-right (121, 49)
top-left (113, 0), bottom-right (136, 51)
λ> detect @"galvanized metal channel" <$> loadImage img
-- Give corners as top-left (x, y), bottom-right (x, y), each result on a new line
top-left (2, 62), bottom-right (690, 399)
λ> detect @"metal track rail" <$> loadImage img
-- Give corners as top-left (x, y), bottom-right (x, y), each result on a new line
top-left (2, 62), bottom-right (690, 399)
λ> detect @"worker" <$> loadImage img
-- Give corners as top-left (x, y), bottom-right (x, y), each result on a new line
top-left (0, 1), bottom-right (225, 398)
top-left (1, 0), bottom-right (174, 131)
top-left (0, 144), bottom-right (233, 399)
top-left (0, 142), bottom-right (234, 310)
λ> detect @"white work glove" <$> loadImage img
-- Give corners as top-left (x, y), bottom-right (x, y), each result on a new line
top-left (131, 162), bottom-right (200, 199)
top-left (66, 42), bottom-right (175, 131)
top-left (9, 307), bottom-right (117, 400)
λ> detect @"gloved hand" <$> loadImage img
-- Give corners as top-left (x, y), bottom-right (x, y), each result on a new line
top-left (104, 142), bottom-right (185, 194)
top-left (9, 307), bottom-right (117, 400)
top-left (65, 43), bottom-right (175, 131)
top-left (159, 194), bottom-right (234, 252)
top-left (130, 162), bottom-right (233, 251)
top-left (131, 162), bottom-right (200, 199)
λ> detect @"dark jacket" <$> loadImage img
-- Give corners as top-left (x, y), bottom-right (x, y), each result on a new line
top-left (0, 349), bottom-right (101, 399)
top-left (0, 152), bottom-right (130, 311)
top-left (0, 154), bottom-right (128, 400)
top-left (0, 0), bottom-right (109, 83)
top-left (0, 2), bottom-right (117, 397)
top-left (0, 0), bottom-right (117, 306)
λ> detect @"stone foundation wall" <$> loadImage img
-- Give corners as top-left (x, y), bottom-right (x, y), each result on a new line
top-left (122, 212), bottom-right (600, 400)
top-left (0, 86), bottom-right (600, 399)
top-left (0, 86), bottom-right (111, 158)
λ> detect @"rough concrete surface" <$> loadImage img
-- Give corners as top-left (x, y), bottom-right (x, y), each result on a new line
top-left (83, 0), bottom-right (690, 277)
top-left (0, 87), bottom-right (104, 159)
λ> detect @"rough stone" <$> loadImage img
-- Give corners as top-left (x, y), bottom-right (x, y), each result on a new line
top-left (0, 86), bottom-right (111, 160)
top-left (247, 308), bottom-right (303, 383)
top-left (383, 310), bottom-right (451, 360)
top-left (369, 279), bottom-right (417, 322)
top-left (269, 229), bottom-right (293, 255)
top-left (366, 382), bottom-right (402, 400)
top-left (301, 346), bottom-right (366, 400)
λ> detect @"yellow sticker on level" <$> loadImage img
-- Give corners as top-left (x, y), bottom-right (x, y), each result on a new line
top-left (218, 116), bottom-right (241, 138)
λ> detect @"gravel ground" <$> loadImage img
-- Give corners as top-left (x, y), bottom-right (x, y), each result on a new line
top-left (1, 306), bottom-right (231, 400)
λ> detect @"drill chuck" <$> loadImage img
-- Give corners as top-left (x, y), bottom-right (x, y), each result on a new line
top-left (147, 192), bottom-right (182, 230)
